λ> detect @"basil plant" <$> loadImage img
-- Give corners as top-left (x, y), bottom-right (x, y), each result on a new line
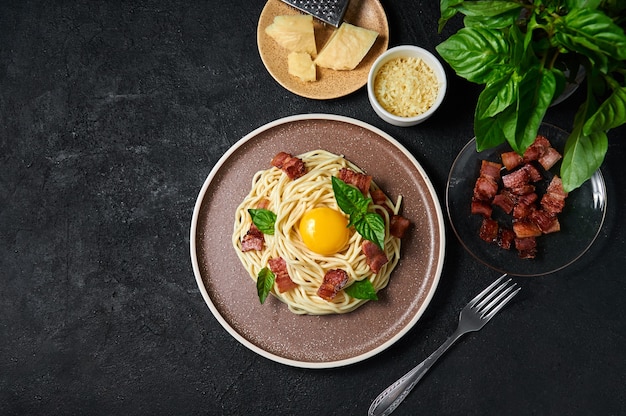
top-left (436, 0), bottom-right (626, 192)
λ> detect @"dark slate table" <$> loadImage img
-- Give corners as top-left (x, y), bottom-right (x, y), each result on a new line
top-left (2, 1), bottom-right (625, 415)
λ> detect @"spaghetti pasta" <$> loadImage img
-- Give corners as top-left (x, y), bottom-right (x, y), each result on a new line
top-left (232, 150), bottom-right (403, 315)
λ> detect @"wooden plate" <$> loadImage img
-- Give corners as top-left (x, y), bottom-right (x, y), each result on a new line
top-left (257, 0), bottom-right (389, 99)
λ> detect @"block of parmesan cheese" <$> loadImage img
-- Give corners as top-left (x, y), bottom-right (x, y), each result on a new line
top-left (288, 52), bottom-right (316, 82)
top-left (314, 22), bottom-right (378, 70)
top-left (265, 15), bottom-right (317, 58)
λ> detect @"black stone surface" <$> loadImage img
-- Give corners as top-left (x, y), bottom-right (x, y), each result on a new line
top-left (1, 1), bottom-right (625, 415)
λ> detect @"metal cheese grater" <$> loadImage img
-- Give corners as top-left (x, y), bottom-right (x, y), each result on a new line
top-left (280, 0), bottom-right (350, 27)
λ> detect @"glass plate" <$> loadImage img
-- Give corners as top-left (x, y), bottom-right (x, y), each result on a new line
top-left (446, 123), bottom-right (607, 277)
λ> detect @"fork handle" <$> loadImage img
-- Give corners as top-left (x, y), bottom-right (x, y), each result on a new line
top-left (368, 326), bottom-right (467, 416)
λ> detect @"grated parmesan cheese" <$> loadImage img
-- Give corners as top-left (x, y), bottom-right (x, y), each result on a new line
top-left (374, 57), bottom-right (439, 117)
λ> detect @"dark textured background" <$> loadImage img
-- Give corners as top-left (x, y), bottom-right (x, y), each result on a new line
top-left (1, 1), bottom-right (625, 415)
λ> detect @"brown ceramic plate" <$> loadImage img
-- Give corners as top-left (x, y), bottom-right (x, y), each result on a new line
top-left (190, 114), bottom-right (445, 368)
top-left (257, 0), bottom-right (389, 99)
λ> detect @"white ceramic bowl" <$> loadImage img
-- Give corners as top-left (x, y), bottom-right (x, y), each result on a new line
top-left (367, 45), bottom-right (447, 127)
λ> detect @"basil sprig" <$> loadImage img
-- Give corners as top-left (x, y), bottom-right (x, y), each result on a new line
top-left (344, 279), bottom-right (378, 300)
top-left (331, 176), bottom-right (385, 249)
top-left (256, 267), bottom-right (275, 304)
top-left (248, 208), bottom-right (276, 235)
top-left (436, 1), bottom-right (626, 192)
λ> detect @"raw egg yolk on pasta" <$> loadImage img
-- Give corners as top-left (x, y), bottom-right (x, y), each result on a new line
top-left (299, 207), bottom-right (350, 255)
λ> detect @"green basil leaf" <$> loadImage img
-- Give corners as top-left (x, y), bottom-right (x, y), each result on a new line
top-left (332, 176), bottom-right (386, 248)
top-left (508, 67), bottom-right (557, 152)
top-left (561, 127), bottom-right (608, 193)
top-left (346, 208), bottom-right (364, 229)
top-left (463, 10), bottom-right (518, 29)
top-left (560, 104), bottom-right (609, 192)
top-left (441, 0), bottom-right (464, 12)
top-left (248, 208), bottom-right (277, 235)
top-left (256, 267), bottom-right (275, 304)
top-left (523, 12), bottom-right (539, 52)
top-left (474, 114), bottom-right (507, 151)
top-left (474, 69), bottom-right (553, 154)
top-left (457, 1), bottom-right (523, 18)
top-left (354, 212), bottom-right (386, 250)
top-left (565, 0), bottom-right (602, 9)
top-left (584, 84), bottom-right (626, 134)
top-left (554, 9), bottom-right (626, 72)
top-left (436, 27), bottom-right (512, 84)
top-left (344, 279), bottom-right (378, 301)
top-left (438, 0), bottom-right (464, 32)
top-left (507, 23), bottom-right (529, 68)
top-left (476, 72), bottom-right (517, 119)
top-left (331, 176), bottom-right (369, 216)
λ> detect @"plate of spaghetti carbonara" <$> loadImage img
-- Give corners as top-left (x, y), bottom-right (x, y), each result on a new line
top-left (190, 114), bottom-right (445, 368)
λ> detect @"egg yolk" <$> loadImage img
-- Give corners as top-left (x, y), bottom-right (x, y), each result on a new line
top-left (299, 207), bottom-right (350, 255)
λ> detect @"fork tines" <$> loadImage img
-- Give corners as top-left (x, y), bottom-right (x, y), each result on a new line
top-left (471, 275), bottom-right (520, 320)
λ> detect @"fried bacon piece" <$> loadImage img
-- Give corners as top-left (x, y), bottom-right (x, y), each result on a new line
top-left (317, 269), bottom-right (349, 301)
top-left (502, 165), bottom-right (540, 194)
top-left (471, 200), bottom-right (493, 217)
top-left (390, 215), bottom-right (411, 238)
top-left (480, 160), bottom-right (502, 181)
top-left (512, 193), bottom-right (538, 219)
top-left (501, 151), bottom-right (523, 171)
top-left (513, 219), bottom-right (542, 238)
top-left (479, 221), bottom-right (517, 250)
top-left (515, 237), bottom-right (537, 259)
top-left (338, 168), bottom-right (372, 195)
top-left (502, 167), bottom-right (530, 189)
top-left (509, 184), bottom-right (536, 196)
top-left (523, 135), bottom-right (551, 163)
top-left (522, 134), bottom-right (562, 170)
top-left (271, 152), bottom-right (306, 180)
top-left (492, 190), bottom-right (516, 214)
top-left (498, 228), bottom-right (516, 250)
top-left (472, 160), bottom-right (502, 202)
top-left (541, 176), bottom-right (568, 214)
top-left (473, 176), bottom-right (499, 201)
top-left (241, 224), bottom-right (264, 252)
top-left (361, 240), bottom-right (388, 273)
top-left (529, 210), bottom-right (561, 234)
top-left (241, 200), bottom-right (271, 252)
top-left (523, 164), bottom-right (543, 182)
top-left (479, 218), bottom-right (499, 243)
top-left (268, 257), bottom-right (298, 293)
top-left (371, 189), bottom-right (393, 215)
top-left (538, 147), bottom-right (562, 170)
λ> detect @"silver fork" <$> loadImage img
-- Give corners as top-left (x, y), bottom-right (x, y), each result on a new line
top-left (368, 274), bottom-right (520, 416)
